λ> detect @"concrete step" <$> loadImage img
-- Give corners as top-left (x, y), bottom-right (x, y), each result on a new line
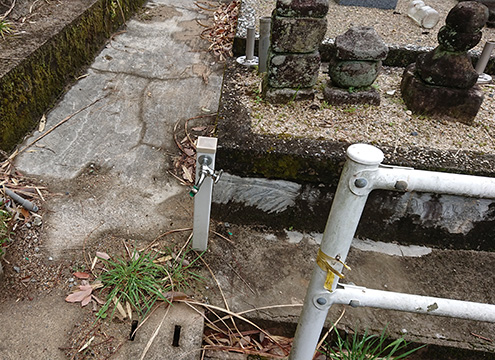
top-left (115, 303), bottom-right (205, 360)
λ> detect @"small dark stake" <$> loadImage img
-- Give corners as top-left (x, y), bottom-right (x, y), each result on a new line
top-left (130, 320), bottom-right (139, 341)
top-left (172, 325), bottom-right (181, 347)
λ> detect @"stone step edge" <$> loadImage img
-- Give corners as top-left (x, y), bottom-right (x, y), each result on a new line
top-left (0, 0), bottom-right (147, 152)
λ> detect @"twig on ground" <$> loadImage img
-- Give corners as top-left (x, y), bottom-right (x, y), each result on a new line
top-left (227, 263), bottom-right (255, 295)
top-left (213, 303), bottom-right (303, 324)
top-left (179, 300), bottom-right (289, 356)
top-left (212, 230), bottom-right (234, 244)
top-left (196, 252), bottom-right (245, 341)
top-left (470, 332), bottom-right (493, 342)
top-left (141, 227), bottom-right (192, 252)
top-left (1, 0), bottom-right (16, 19)
top-left (8, 96), bottom-right (107, 162)
top-left (82, 222), bottom-right (105, 276)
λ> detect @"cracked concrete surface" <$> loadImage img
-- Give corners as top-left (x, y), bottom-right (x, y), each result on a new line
top-left (7, 0), bottom-right (221, 359)
top-left (15, 0), bottom-right (223, 260)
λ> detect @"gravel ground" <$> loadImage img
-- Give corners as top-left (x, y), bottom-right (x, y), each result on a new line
top-left (246, 0), bottom-right (495, 51)
top-left (237, 0), bottom-right (495, 155)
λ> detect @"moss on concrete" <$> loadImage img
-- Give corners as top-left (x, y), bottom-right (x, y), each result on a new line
top-left (0, 0), bottom-right (146, 151)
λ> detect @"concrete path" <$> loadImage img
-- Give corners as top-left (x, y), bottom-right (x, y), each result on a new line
top-left (6, 0), bottom-right (222, 358)
top-left (15, 0), bottom-right (223, 258)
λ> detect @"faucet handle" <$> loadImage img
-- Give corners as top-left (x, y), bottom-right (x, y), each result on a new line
top-left (212, 169), bottom-right (223, 184)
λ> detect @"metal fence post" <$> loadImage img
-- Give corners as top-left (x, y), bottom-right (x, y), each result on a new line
top-left (289, 144), bottom-right (384, 360)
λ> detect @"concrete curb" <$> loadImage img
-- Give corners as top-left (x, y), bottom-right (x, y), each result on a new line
top-left (214, 59), bottom-right (495, 251)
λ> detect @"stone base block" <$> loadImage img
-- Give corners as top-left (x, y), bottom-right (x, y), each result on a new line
top-left (268, 51), bottom-right (320, 88)
top-left (323, 85), bottom-right (380, 105)
top-left (401, 65), bottom-right (483, 125)
top-left (337, 0), bottom-right (398, 10)
top-left (264, 87), bottom-right (315, 104)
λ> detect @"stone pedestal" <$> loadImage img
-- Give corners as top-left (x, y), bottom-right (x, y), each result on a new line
top-left (323, 86), bottom-right (380, 105)
top-left (267, 52), bottom-right (321, 88)
top-left (401, 65), bottom-right (484, 125)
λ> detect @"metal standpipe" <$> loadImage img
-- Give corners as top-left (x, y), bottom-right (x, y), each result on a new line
top-left (289, 144), bottom-right (384, 360)
top-left (236, 26), bottom-right (259, 67)
top-left (258, 17), bottom-right (271, 73)
top-left (289, 143), bottom-right (495, 360)
top-left (191, 137), bottom-right (220, 251)
top-left (476, 40), bottom-right (495, 84)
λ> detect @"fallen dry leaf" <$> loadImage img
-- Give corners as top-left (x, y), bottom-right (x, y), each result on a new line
top-left (96, 251), bottom-right (110, 260)
top-left (182, 165), bottom-right (194, 183)
top-left (73, 271), bottom-right (90, 279)
top-left (38, 114), bottom-right (46, 132)
top-left (65, 284), bottom-right (93, 307)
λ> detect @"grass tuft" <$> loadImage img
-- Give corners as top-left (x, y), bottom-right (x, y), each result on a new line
top-left (0, 19), bottom-right (13, 40)
top-left (323, 326), bottom-right (424, 360)
top-left (0, 208), bottom-right (12, 256)
top-left (96, 248), bottom-right (203, 319)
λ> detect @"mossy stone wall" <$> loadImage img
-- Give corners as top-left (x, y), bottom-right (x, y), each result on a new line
top-left (0, 0), bottom-right (146, 152)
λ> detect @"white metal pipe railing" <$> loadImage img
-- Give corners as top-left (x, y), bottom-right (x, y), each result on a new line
top-left (330, 284), bottom-right (495, 323)
top-left (289, 144), bottom-right (383, 360)
top-left (289, 143), bottom-right (495, 360)
top-left (351, 166), bottom-right (495, 199)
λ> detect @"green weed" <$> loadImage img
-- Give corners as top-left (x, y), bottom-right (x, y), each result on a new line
top-left (0, 209), bottom-right (12, 256)
top-left (322, 327), bottom-right (424, 360)
top-left (321, 101), bottom-right (333, 110)
top-left (96, 248), bottom-right (203, 319)
top-left (0, 19), bottom-right (13, 40)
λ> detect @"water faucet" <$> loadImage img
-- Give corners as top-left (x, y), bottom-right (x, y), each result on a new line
top-left (189, 155), bottom-right (222, 197)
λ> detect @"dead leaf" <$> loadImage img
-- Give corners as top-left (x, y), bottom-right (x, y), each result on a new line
top-left (96, 251), bottom-right (110, 260)
top-left (112, 296), bottom-right (127, 319)
top-left (65, 284), bottom-right (93, 306)
top-left (92, 294), bottom-right (105, 304)
top-left (81, 294), bottom-right (92, 307)
top-left (126, 301), bottom-right (132, 320)
top-left (183, 147), bottom-right (195, 156)
top-left (38, 114), bottom-right (46, 132)
top-left (73, 271), bottom-right (90, 279)
top-left (20, 208), bottom-right (30, 220)
top-left (163, 291), bottom-right (188, 301)
top-left (78, 336), bottom-right (95, 353)
top-left (153, 255), bottom-right (172, 264)
top-left (182, 165), bottom-right (194, 183)
top-left (191, 126), bottom-right (207, 132)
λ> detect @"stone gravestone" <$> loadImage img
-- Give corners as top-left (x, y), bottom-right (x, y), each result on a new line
top-left (401, 1), bottom-right (489, 125)
top-left (459, 0), bottom-right (495, 27)
top-left (324, 26), bottom-right (388, 105)
top-left (264, 0), bottom-right (329, 103)
top-left (337, 0), bottom-right (398, 10)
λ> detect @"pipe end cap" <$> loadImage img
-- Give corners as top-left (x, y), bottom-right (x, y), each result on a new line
top-left (347, 144), bottom-right (384, 166)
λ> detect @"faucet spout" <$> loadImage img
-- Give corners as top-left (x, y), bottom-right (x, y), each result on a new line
top-left (189, 155), bottom-right (222, 197)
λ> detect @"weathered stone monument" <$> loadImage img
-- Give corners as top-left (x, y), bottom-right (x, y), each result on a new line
top-left (401, 1), bottom-right (489, 125)
top-left (460, 0), bottom-right (495, 27)
top-left (264, 0), bottom-right (329, 103)
top-left (324, 26), bottom-right (388, 105)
